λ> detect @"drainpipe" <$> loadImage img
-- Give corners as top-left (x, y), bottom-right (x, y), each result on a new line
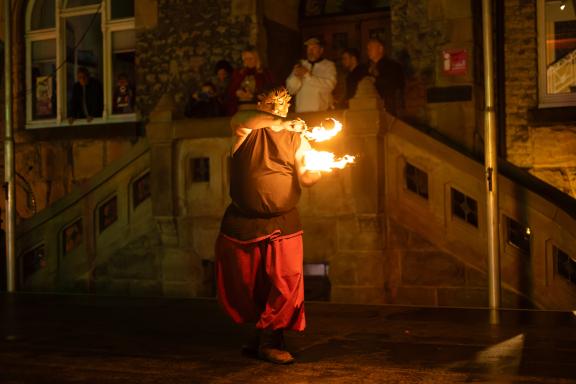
top-left (482, 0), bottom-right (501, 310)
top-left (4, 0), bottom-right (16, 293)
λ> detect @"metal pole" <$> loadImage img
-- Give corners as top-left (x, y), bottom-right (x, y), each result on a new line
top-left (482, 0), bottom-right (501, 310)
top-left (4, 0), bottom-right (17, 292)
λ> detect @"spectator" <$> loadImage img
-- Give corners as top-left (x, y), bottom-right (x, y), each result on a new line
top-left (226, 47), bottom-right (275, 115)
top-left (286, 37), bottom-right (337, 112)
top-left (340, 48), bottom-right (367, 108)
top-left (213, 60), bottom-right (233, 106)
top-left (185, 82), bottom-right (224, 118)
top-left (366, 38), bottom-right (405, 115)
top-left (112, 73), bottom-right (134, 114)
top-left (68, 67), bottom-right (103, 124)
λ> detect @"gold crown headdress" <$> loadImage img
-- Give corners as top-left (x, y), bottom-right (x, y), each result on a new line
top-left (257, 87), bottom-right (291, 118)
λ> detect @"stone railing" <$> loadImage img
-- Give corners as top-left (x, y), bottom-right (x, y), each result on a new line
top-left (147, 79), bottom-right (576, 309)
top-left (384, 110), bottom-right (576, 309)
top-left (547, 48), bottom-right (576, 94)
top-left (15, 139), bottom-right (155, 294)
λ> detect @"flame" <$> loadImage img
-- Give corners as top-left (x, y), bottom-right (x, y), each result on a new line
top-left (303, 150), bottom-right (355, 172)
top-left (302, 118), bottom-right (342, 142)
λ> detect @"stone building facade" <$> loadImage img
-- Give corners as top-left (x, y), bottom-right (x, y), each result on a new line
top-left (0, 0), bottom-right (575, 308)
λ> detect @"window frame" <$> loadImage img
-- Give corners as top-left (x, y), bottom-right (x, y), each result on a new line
top-left (25, 0), bottom-right (137, 129)
top-left (537, 0), bottom-right (576, 107)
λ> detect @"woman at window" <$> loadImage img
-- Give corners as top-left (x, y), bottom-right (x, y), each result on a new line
top-left (225, 47), bottom-right (276, 116)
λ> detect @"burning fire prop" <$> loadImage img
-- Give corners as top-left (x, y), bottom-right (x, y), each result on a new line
top-left (296, 118), bottom-right (356, 173)
top-left (302, 118), bottom-right (342, 142)
top-left (302, 151), bottom-right (355, 172)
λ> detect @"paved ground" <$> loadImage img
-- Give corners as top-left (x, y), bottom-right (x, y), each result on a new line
top-left (0, 293), bottom-right (575, 383)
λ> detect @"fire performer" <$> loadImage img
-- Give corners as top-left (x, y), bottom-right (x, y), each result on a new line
top-left (215, 87), bottom-right (322, 364)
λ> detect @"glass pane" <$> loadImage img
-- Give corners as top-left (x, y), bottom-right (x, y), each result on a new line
top-left (32, 39), bottom-right (57, 120)
top-left (556, 248), bottom-right (576, 285)
top-left (133, 172), bottom-right (151, 209)
top-left (99, 196), bottom-right (118, 233)
top-left (545, 1), bottom-right (576, 94)
top-left (506, 217), bottom-right (531, 254)
top-left (65, 14), bottom-right (104, 120)
top-left (21, 245), bottom-right (46, 285)
top-left (112, 30), bottom-right (135, 114)
top-left (111, 0), bottom-right (134, 19)
top-left (65, 0), bottom-right (100, 7)
top-left (30, 0), bottom-right (55, 30)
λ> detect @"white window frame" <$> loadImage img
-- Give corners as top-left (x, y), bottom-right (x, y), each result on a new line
top-left (537, 0), bottom-right (576, 107)
top-left (25, 0), bottom-right (137, 129)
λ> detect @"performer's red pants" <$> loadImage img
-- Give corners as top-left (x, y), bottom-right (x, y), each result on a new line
top-left (215, 231), bottom-right (305, 331)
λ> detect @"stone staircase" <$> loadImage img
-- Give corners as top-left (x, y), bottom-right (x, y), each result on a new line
top-left (11, 90), bottom-right (576, 309)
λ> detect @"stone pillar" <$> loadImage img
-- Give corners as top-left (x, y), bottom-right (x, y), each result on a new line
top-left (146, 93), bottom-right (198, 296)
top-left (329, 78), bottom-right (388, 304)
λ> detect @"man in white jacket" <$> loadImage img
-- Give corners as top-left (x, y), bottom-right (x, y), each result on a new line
top-left (286, 38), bottom-right (337, 112)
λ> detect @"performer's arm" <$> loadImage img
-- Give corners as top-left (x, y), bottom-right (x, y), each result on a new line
top-left (231, 113), bottom-right (283, 154)
top-left (295, 137), bottom-right (322, 187)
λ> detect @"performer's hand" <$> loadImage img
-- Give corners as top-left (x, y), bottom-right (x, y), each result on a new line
top-left (283, 118), bottom-right (306, 132)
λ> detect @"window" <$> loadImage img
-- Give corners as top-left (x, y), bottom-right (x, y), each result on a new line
top-left (26, 0), bottom-right (136, 128)
top-left (191, 157), bottom-right (211, 183)
top-left (505, 216), bottom-right (531, 255)
top-left (405, 162), bottom-right (429, 199)
top-left (538, 0), bottom-right (576, 106)
top-left (451, 188), bottom-right (478, 228)
top-left (21, 244), bottom-right (46, 285)
top-left (555, 247), bottom-right (576, 285)
top-left (98, 195), bottom-right (118, 233)
top-left (132, 172), bottom-right (151, 209)
top-left (62, 218), bottom-right (83, 254)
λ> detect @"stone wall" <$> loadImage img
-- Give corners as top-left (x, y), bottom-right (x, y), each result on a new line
top-left (136, 0), bottom-right (259, 116)
top-left (504, 0), bottom-right (576, 198)
top-left (0, 138), bottom-right (138, 223)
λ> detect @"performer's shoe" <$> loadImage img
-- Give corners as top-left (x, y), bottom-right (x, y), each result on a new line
top-left (258, 346), bottom-right (295, 364)
top-left (258, 329), bottom-right (294, 364)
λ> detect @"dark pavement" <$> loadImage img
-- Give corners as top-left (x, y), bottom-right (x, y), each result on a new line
top-left (0, 293), bottom-right (575, 383)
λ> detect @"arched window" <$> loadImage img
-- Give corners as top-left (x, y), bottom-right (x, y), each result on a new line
top-left (26, 0), bottom-right (136, 128)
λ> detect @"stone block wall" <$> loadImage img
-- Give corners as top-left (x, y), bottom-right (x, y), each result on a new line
top-left (136, 0), bottom-right (258, 116)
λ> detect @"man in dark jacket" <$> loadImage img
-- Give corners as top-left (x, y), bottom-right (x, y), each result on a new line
top-left (341, 48), bottom-right (367, 108)
top-left (68, 67), bottom-right (103, 123)
top-left (366, 38), bottom-right (405, 115)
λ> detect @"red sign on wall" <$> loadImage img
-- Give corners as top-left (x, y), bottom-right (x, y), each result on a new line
top-left (442, 49), bottom-right (468, 76)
